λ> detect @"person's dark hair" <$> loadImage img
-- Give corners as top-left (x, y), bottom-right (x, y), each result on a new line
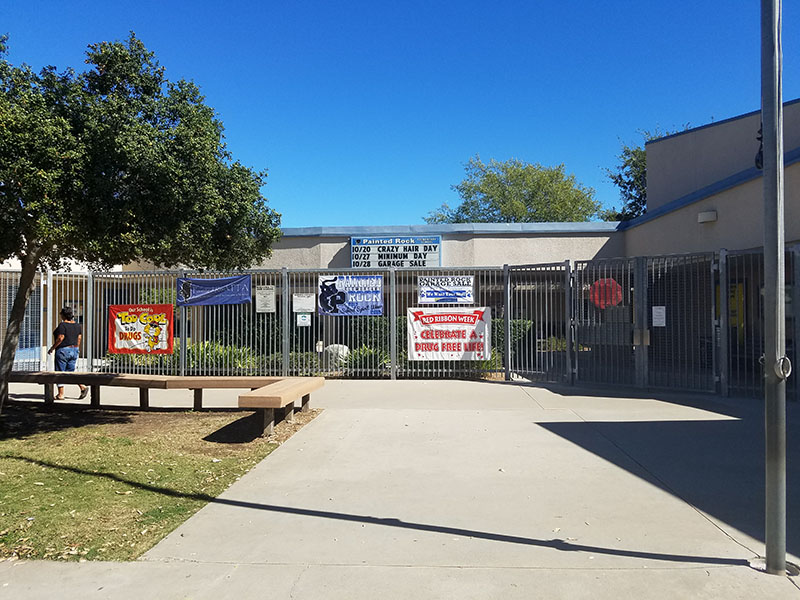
top-left (60, 306), bottom-right (74, 320)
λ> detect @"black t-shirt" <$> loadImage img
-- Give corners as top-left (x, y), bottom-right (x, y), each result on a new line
top-left (54, 322), bottom-right (82, 348)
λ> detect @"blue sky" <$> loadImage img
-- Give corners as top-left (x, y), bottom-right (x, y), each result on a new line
top-left (2, 2), bottom-right (798, 228)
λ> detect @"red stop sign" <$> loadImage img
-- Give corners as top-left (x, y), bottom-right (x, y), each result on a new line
top-left (589, 278), bottom-right (623, 309)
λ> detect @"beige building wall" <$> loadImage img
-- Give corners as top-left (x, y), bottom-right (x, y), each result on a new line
top-left (256, 229), bottom-right (623, 269)
top-left (624, 162), bottom-right (800, 256)
top-left (647, 99), bottom-right (800, 212)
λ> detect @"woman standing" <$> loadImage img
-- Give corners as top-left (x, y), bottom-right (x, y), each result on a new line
top-left (47, 306), bottom-right (88, 400)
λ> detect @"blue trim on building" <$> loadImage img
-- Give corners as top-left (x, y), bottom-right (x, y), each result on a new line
top-left (645, 97), bottom-right (800, 146)
top-left (618, 145), bottom-right (800, 230)
top-left (281, 222), bottom-right (621, 237)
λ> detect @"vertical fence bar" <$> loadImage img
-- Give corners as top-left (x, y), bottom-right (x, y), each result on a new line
top-left (281, 267), bottom-right (290, 377)
top-left (86, 271), bottom-right (94, 373)
top-left (46, 270), bottom-right (53, 372)
top-left (564, 260), bottom-right (573, 384)
top-left (179, 271), bottom-right (187, 377)
top-left (37, 273), bottom-right (45, 370)
top-left (634, 257), bottom-right (648, 388)
top-left (503, 264), bottom-right (512, 381)
top-left (390, 267), bottom-right (397, 380)
top-left (719, 250), bottom-right (730, 396)
top-left (792, 247), bottom-right (800, 401)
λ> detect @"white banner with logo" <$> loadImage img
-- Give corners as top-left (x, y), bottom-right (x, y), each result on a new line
top-left (417, 275), bottom-right (474, 304)
top-left (407, 307), bottom-right (491, 361)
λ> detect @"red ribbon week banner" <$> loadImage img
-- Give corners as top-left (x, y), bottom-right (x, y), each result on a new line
top-left (407, 307), bottom-right (491, 361)
top-left (108, 304), bottom-right (174, 354)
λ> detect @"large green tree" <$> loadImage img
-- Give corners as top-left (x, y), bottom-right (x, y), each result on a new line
top-left (425, 155), bottom-right (599, 224)
top-left (0, 33), bottom-right (282, 408)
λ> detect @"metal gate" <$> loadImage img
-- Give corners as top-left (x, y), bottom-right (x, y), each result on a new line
top-left (573, 257), bottom-right (637, 386)
top-left (506, 262), bottom-right (572, 383)
top-left (720, 247), bottom-right (799, 401)
top-left (4, 251), bottom-right (796, 395)
top-left (573, 253), bottom-right (716, 392)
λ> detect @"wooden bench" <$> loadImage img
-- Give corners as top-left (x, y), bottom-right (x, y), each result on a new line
top-left (239, 377), bottom-right (325, 436)
top-left (8, 372), bottom-right (289, 409)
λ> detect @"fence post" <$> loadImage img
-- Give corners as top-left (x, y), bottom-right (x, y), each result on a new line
top-left (86, 272), bottom-right (94, 373)
top-left (503, 264), bottom-right (512, 381)
top-left (792, 247), bottom-right (800, 402)
top-left (564, 260), bottom-right (574, 385)
top-left (633, 257), bottom-right (649, 388)
top-left (179, 270), bottom-right (187, 377)
top-left (390, 267), bottom-right (397, 380)
top-left (46, 270), bottom-right (53, 372)
top-left (719, 249), bottom-right (730, 396)
top-left (38, 273), bottom-right (46, 370)
top-left (281, 268), bottom-right (290, 377)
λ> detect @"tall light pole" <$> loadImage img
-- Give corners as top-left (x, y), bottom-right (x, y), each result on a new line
top-left (761, 0), bottom-right (789, 576)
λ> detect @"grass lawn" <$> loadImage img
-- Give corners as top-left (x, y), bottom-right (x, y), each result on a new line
top-left (0, 403), bottom-right (319, 561)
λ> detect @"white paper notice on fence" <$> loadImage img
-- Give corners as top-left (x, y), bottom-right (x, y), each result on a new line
top-left (297, 312), bottom-right (311, 327)
top-left (255, 285), bottom-right (276, 313)
top-left (293, 293), bottom-right (315, 313)
top-left (652, 305), bottom-right (666, 327)
top-left (417, 275), bottom-right (474, 304)
top-left (407, 307), bottom-right (491, 361)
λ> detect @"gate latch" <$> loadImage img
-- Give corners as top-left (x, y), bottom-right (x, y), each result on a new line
top-left (776, 356), bottom-right (792, 380)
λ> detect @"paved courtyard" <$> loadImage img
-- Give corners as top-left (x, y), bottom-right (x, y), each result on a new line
top-left (2, 380), bottom-right (799, 599)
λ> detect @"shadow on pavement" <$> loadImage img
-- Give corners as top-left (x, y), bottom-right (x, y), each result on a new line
top-left (538, 416), bottom-right (800, 557)
top-left (1, 454), bottom-right (749, 568)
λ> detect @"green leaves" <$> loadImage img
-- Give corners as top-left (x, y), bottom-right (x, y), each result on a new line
top-left (0, 32), bottom-right (281, 271)
top-left (426, 155), bottom-right (599, 224)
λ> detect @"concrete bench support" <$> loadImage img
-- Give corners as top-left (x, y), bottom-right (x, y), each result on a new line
top-left (91, 385), bottom-right (100, 407)
top-left (139, 388), bottom-right (150, 409)
top-left (239, 377), bottom-right (324, 436)
top-left (193, 389), bottom-right (203, 410)
top-left (256, 408), bottom-right (276, 436)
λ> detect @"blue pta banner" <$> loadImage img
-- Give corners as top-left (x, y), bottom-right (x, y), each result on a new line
top-left (176, 275), bottom-right (252, 306)
top-left (318, 275), bottom-right (383, 316)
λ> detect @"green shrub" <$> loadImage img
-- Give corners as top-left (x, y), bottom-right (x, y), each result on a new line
top-left (344, 345), bottom-right (389, 377)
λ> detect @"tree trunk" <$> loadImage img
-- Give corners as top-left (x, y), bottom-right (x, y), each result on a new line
top-left (0, 251), bottom-right (42, 414)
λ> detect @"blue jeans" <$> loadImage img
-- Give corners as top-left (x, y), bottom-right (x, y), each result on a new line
top-left (54, 346), bottom-right (79, 372)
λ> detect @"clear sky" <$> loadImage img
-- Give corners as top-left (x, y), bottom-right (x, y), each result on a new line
top-left (2, 1), bottom-right (798, 228)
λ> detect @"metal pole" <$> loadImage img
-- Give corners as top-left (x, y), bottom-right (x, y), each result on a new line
top-left (179, 271), bottom-right (187, 377)
top-left (281, 268), bottom-right (290, 377)
top-left (633, 257), bottom-right (648, 388)
top-left (46, 270), bottom-right (53, 372)
top-left (503, 264), bottom-right (512, 381)
top-left (390, 267), bottom-right (397, 380)
top-left (719, 249), bottom-right (730, 397)
top-left (762, 0), bottom-right (787, 575)
top-left (564, 260), bottom-right (573, 385)
top-left (86, 272), bottom-right (94, 372)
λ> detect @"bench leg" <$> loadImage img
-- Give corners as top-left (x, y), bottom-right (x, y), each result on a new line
top-left (193, 389), bottom-right (203, 410)
top-left (277, 402), bottom-right (295, 424)
top-left (301, 393), bottom-right (311, 413)
top-left (90, 385), bottom-right (100, 407)
top-left (256, 408), bottom-right (275, 436)
top-left (139, 388), bottom-right (149, 409)
top-left (44, 384), bottom-right (54, 404)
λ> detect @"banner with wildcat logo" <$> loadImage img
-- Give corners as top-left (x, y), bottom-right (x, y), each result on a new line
top-left (108, 304), bottom-right (174, 354)
top-left (317, 275), bottom-right (383, 316)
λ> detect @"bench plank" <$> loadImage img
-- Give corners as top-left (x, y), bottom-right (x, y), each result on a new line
top-left (238, 377), bottom-right (324, 409)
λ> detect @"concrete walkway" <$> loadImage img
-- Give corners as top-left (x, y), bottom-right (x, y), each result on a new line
top-left (2, 380), bottom-right (799, 599)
